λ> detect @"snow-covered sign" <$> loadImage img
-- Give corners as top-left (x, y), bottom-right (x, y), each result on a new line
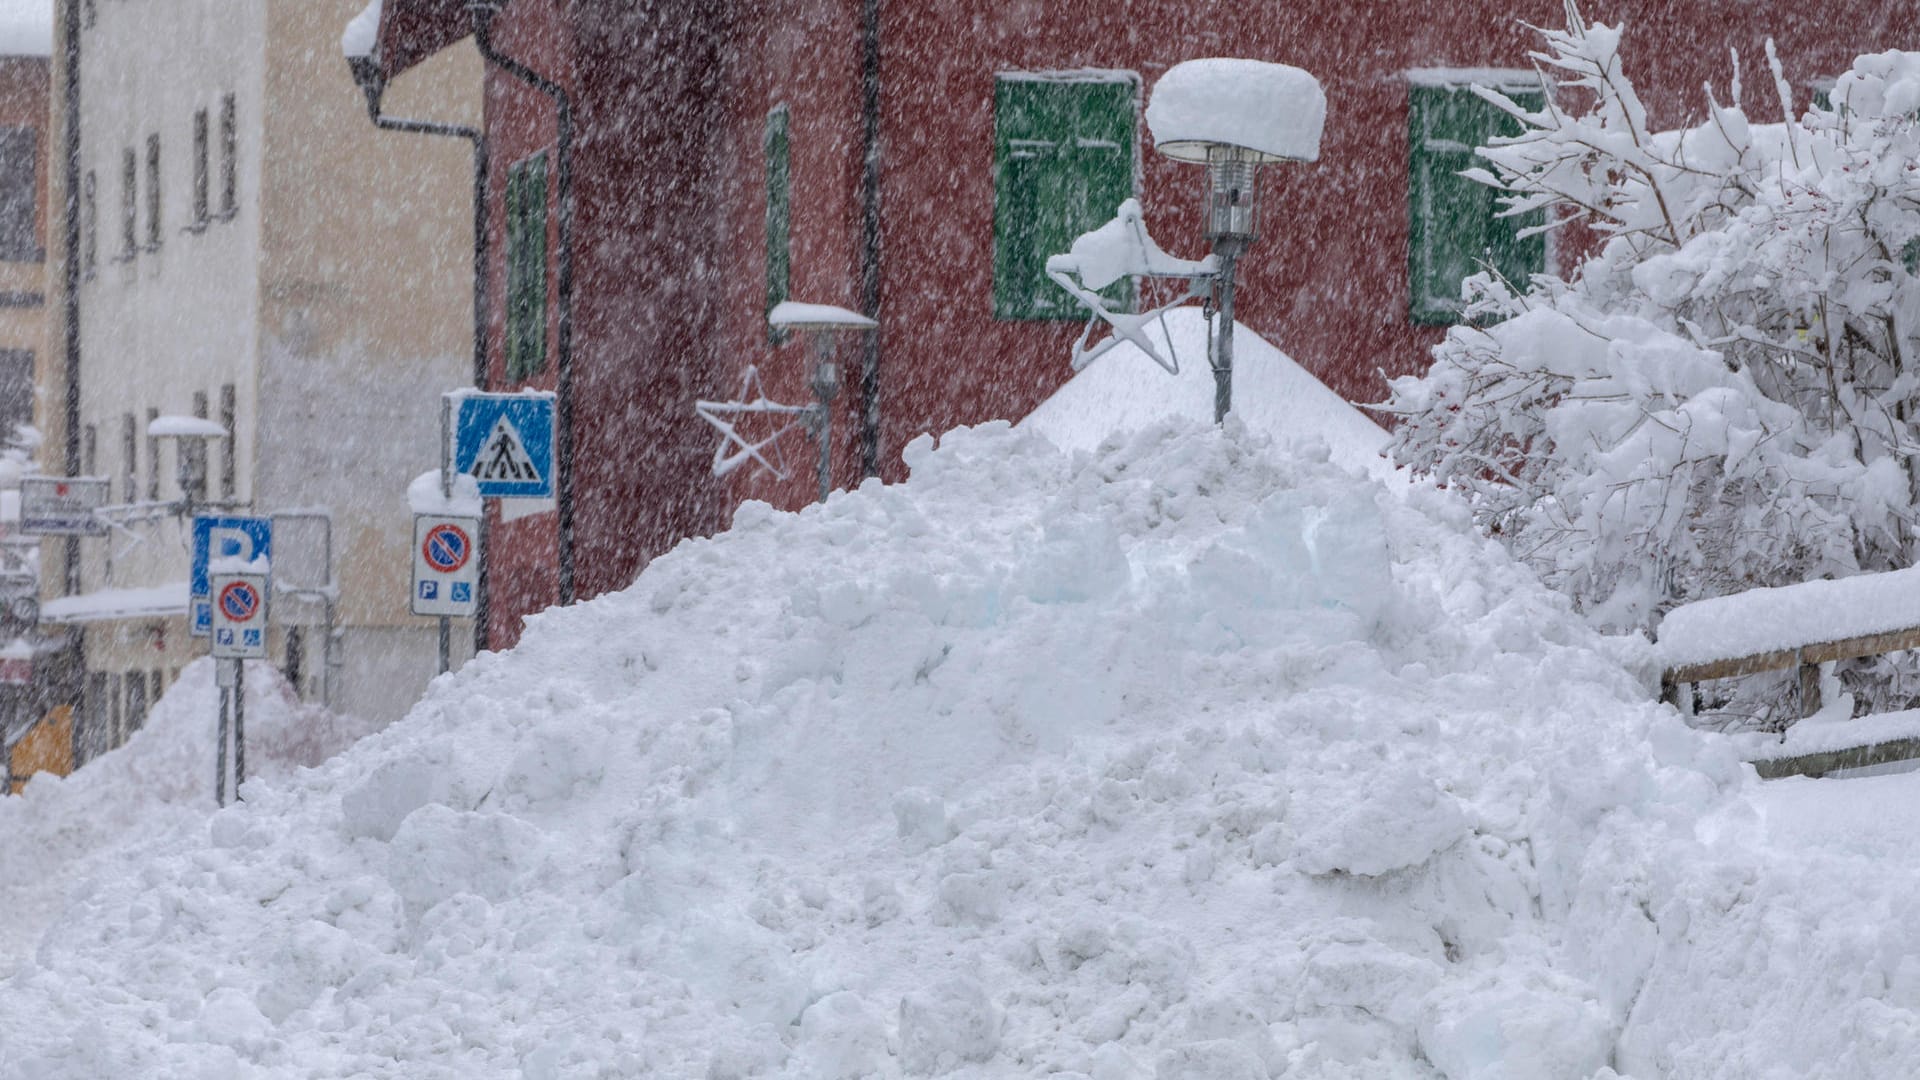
top-left (191, 516), bottom-right (272, 638)
top-left (1146, 58), bottom-right (1326, 163)
top-left (209, 572), bottom-right (268, 661)
top-left (450, 392), bottom-right (555, 500)
top-left (411, 514), bottom-right (479, 618)
top-left (18, 477), bottom-right (108, 537)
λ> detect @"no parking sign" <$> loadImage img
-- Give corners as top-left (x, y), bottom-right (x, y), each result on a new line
top-left (210, 573), bottom-right (269, 660)
top-left (412, 514), bottom-right (480, 617)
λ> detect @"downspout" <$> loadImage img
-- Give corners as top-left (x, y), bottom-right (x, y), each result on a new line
top-left (857, 0), bottom-right (882, 478)
top-left (471, 8), bottom-right (575, 608)
top-left (347, 57), bottom-right (492, 649)
top-left (60, 0), bottom-right (80, 594)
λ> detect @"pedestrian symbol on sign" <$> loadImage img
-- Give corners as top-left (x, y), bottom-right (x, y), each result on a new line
top-left (472, 417), bottom-right (539, 484)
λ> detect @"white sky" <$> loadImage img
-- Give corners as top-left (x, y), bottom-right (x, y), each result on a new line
top-left (0, 0), bottom-right (50, 57)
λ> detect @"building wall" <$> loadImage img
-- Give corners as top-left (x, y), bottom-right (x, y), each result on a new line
top-left (257, 0), bottom-right (480, 717)
top-left (44, 0), bottom-right (483, 733)
top-left (0, 56), bottom-right (49, 446)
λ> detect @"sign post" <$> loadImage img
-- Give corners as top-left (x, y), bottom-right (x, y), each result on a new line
top-left (209, 568), bottom-right (268, 804)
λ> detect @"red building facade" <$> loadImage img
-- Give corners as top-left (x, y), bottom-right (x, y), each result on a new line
top-left (365, 0), bottom-right (1908, 649)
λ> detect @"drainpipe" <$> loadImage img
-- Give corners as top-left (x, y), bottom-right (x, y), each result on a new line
top-left (471, 6), bottom-right (576, 608)
top-left (347, 56), bottom-right (493, 650)
top-left (60, 0), bottom-right (80, 594)
top-left (857, 0), bottom-right (882, 478)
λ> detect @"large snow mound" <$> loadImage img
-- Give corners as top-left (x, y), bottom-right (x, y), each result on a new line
top-left (1, 422), bottom-right (1913, 1078)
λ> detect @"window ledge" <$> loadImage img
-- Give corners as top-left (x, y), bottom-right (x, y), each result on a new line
top-left (182, 220), bottom-right (210, 236)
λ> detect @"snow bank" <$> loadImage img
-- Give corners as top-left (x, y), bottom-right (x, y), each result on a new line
top-left (0, 660), bottom-right (378, 976)
top-left (1021, 306), bottom-right (1391, 476)
top-left (1147, 58), bottom-right (1325, 163)
top-left (1, 422), bottom-right (1914, 1078)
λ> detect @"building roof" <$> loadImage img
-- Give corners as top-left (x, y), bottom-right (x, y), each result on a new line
top-left (354, 0), bottom-right (471, 82)
top-left (0, 0), bottom-right (50, 58)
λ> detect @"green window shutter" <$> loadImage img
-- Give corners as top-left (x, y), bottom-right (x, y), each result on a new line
top-left (506, 152), bottom-right (550, 380)
top-left (1408, 82), bottom-right (1545, 325)
top-left (765, 105), bottom-right (792, 345)
top-left (993, 74), bottom-right (1137, 321)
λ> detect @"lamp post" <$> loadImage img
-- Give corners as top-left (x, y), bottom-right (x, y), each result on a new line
top-left (768, 302), bottom-right (878, 503)
top-left (1145, 59), bottom-right (1325, 423)
top-left (147, 413), bottom-right (230, 518)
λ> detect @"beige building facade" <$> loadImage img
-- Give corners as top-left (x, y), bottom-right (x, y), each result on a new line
top-left (38, 0), bottom-right (482, 755)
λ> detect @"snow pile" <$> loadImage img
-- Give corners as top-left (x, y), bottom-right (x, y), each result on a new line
top-left (407, 469), bottom-right (483, 518)
top-left (1147, 58), bottom-right (1325, 163)
top-left (0, 660), bottom-right (379, 975)
top-left (1022, 306), bottom-right (1390, 475)
top-left (1, 422), bottom-right (1914, 1078)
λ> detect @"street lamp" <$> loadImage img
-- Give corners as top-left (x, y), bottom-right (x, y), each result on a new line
top-left (1144, 58), bottom-right (1325, 422)
top-left (767, 301), bottom-right (878, 503)
top-left (147, 414), bottom-right (229, 519)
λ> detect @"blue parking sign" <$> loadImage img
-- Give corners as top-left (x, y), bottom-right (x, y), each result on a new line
top-left (192, 516), bottom-right (272, 638)
top-left (451, 392), bottom-right (554, 498)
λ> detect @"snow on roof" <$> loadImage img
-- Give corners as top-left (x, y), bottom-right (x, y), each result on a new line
top-left (767, 301), bottom-right (877, 330)
top-left (341, 0), bottom-right (382, 60)
top-left (147, 415), bottom-right (228, 439)
top-left (1147, 57), bottom-right (1325, 163)
top-left (1020, 306), bottom-right (1391, 475)
top-left (40, 581), bottom-right (189, 624)
top-left (1658, 566), bottom-right (1920, 671)
top-left (0, 0), bottom-right (51, 58)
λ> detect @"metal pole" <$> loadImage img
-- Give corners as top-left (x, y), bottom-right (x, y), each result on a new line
top-left (232, 660), bottom-right (245, 799)
top-left (437, 397), bottom-right (453, 675)
top-left (215, 680), bottom-right (228, 806)
top-left (814, 335), bottom-right (834, 504)
top-left (1210, 239), bottom-right (1245, 424)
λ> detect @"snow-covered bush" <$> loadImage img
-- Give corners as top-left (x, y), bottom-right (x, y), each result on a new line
top-left (1383, 10), bottom-right (1920, 672)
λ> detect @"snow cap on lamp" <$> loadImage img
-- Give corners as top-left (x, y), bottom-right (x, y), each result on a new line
top-left (1146, 58), bottom-right (1326, 164)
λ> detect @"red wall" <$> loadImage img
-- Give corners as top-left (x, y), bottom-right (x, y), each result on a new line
top-left (401, 0), bottom-right (1914, 647)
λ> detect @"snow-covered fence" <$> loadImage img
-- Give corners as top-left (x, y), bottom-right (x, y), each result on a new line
top-left (1659, 567), bottom-right (1920, 777)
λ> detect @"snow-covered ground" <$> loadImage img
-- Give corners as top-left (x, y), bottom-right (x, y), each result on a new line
top-left (1, 420), bottom-right (1917, 1077)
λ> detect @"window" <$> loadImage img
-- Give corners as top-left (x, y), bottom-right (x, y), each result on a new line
top-left (126, 674), bottom-right (147, 737)
top-left (120, 412), bottom-right (135, 502)
top-left (1407, 78), bottom-right (1547, 324)
top-left (505, 151), bottom-right (549, 380)
top-left (82, 170), bottom-right (95, 277)
top-left (219, 94), bottom-right (237, 219)
top-left (219, 382), bottom-right (235, 498)
top-left (764, 104), bottom-right (790, 344)
top-left (0, 349), bottom-right (30, 437)
top-left (0, 127), bottom-right (37, 261)
top-left (992, 72), bottom-right (1137, 321)
top-left (191, 108), bottom-right (209, 227)
top-left (144, 133), bottom-right (160, 251)
top-left (144, 406), bottom-right (159, 499)
top-left (119, 147), bottom-right (135, 259)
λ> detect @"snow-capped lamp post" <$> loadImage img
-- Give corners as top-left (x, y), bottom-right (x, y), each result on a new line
top-left (698, 302), bottom-right (878, 504)
top-left (147, 414), bottom-right (230, 520)
top-left (1143, 59), bottom-right (1324, 423)
top-left (1044, 61), bottom-right (1322, 423)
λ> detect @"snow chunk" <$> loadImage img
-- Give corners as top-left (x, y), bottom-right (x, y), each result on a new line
top-left (146, 414), bottom-right (228, 439)
top-left (898, 978), bottom-right (1003, 1073)
top-left (407, 469), bottom-right (483, 517)
top-left (1049, 198), bottom-right (1214, 291)
top-left (1147, 58), bottom-right (1325, 163)
top-left (341, 0), bottom-right (381, 60)
top-left (1292, 761), bottom-right (1470, 876)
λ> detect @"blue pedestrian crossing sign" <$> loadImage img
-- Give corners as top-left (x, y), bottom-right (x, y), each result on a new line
top-left (451, 392), bottom-right (554, 499)
top-left (191, 515), bottom-right (273, 637)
